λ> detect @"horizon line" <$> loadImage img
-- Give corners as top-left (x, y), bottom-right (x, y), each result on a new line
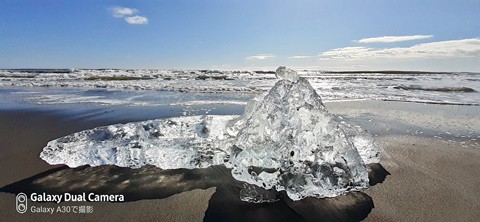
top-left (1, 67), bottom-right (479, 74)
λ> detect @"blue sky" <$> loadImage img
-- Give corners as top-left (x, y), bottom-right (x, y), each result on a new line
top-left (1, 0), bottom-right (479, 71)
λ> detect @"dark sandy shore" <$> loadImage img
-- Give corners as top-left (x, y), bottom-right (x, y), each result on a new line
top-left (0, 100), bottom-right (479, 221)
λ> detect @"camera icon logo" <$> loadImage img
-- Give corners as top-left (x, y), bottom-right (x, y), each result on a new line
top-left (16, 193), bottom-right (28, 214)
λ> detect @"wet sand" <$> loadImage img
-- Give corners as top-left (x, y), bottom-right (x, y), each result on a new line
top-left (365, 136), bottom-right (480, 221)
top-left (1, 100), bottom-right (479, 221)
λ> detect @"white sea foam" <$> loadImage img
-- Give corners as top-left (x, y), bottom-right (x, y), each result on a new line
top-left (1, 68), bottom-right (478, 106)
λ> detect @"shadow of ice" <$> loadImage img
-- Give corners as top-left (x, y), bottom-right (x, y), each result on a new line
top-left (1, 163), bottom-right (389, 222)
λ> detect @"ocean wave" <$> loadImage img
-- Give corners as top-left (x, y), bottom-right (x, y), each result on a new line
top-left (1, 69), bottom-right (479, 106)
top-left (394, 85), bottom-right (477, 93)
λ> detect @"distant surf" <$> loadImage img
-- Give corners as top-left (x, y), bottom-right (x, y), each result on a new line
top-left (1, 69), bottom-right (479, 106)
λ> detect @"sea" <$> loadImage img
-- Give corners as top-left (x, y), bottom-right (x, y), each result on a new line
top-left (0, 69), bottom-right (478, 108)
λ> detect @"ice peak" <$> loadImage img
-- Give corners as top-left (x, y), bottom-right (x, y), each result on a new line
top-left (275, 66), bottom-right (299, 83)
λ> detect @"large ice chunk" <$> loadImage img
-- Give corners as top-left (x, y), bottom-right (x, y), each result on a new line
top-left (40, 67), bottom-right (381, 202)
top-left (41, 115), bottom-right (236, 169)
top-left (224, 70), bottom-right (373, 200)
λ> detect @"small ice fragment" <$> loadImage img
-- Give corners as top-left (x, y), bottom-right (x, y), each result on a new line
top-left (195, 117), bottom-right (209, 138)
top-left (275, 66), bottom-right (299, 83)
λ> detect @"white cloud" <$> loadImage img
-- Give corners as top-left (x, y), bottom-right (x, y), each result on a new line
top-left (111, 7), bottom-right (138, 18)
top-left (319, 38), bottom-right (480, 61)
top-left (110, 6), bottom-right (148, 25)
top-left (288, 55), bottom-right (313, 59)
top-left (125, 16), bottom-right (148, 25)
top-left (357, 35), bottom-right (433, 43)
top-left (246, 54), bottom-right (275, 60)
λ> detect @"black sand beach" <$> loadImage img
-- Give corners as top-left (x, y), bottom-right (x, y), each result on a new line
top-left (1, 100), bottom-right (479, 221)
